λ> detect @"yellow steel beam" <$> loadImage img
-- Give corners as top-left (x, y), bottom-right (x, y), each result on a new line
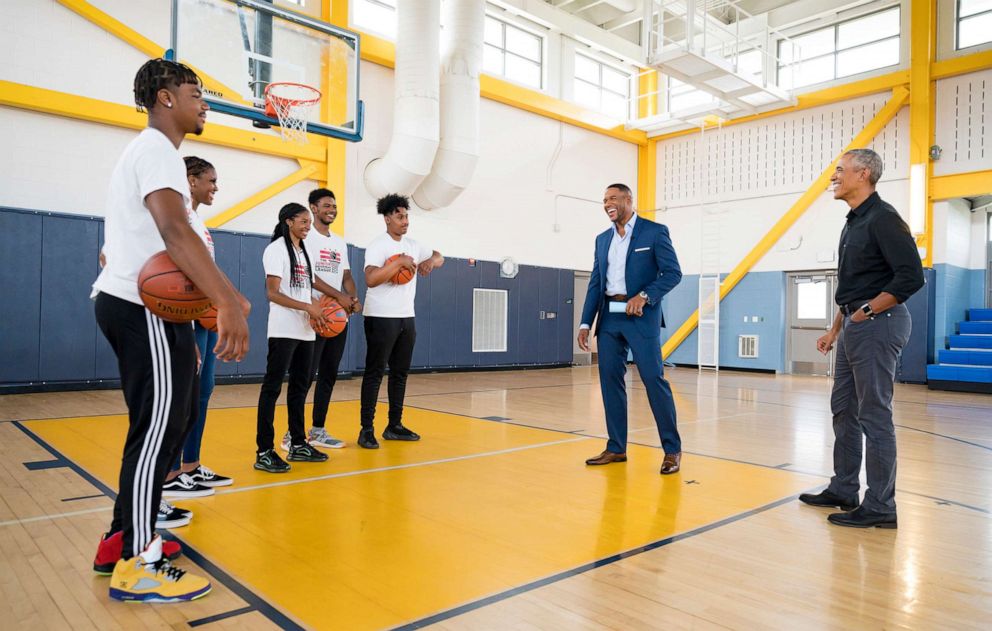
top-left (637, 141), bottom-right (657, 221)
top-left (0, 80), bottom-right (325, 162)
top-left (355, 29), bottom-right (647, 145)
top-left (661, 86), bottom-right (910, 359)
top-left (319, 0), bottom-right (349, 237)
top-left (206, 162), bottom-right (322, 228)
top-left (910, 0), bottom-right (936, 268)
top-left (638, 71), bottom-right (659, 119)
top-left (931, 169), bottom-right (992, 200)
top-left (56, 0), bottom-right (248, 106)
top-left (932, 48), bottom-right (992, 80)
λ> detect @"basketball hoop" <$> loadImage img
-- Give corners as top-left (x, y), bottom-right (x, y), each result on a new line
top-left (264, 82), bottom-right (322, 143)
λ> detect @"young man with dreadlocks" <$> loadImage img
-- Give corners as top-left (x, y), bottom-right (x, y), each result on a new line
top-left (90, 59), bottom-right (250, 602)
top-left (254, 203), bottom-right (343, 472)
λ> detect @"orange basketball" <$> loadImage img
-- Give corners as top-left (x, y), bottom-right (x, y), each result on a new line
top-left (138, 251), bottom-right (212, 323)
top-left (387, 253), bottom-right (415, 285)
top-left (310, 296), bottom-right (349, 337)
top-left (198, 305), bottom-right (218, 332)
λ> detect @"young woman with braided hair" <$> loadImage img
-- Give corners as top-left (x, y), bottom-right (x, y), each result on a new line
top-left (254, 203), bottom-right (340, 472)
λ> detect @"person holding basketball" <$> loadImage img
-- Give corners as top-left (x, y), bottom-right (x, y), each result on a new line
top-left (357, 194), bottom-right (443, 449)
top-left (255, 203), bottom-right (343, 472)
top-left (287, 188), bottom-right (361, 451)
top-left (91, 58), bottom-right (249, 602)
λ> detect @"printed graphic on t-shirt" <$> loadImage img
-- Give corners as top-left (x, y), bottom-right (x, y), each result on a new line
top-left (315, 248), bottom-right (342, 275)
top-left (291, 262), bottom-right (311, 290)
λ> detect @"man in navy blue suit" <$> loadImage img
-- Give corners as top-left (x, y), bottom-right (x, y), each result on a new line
top-left (578, 183), bottom-right (683, 474)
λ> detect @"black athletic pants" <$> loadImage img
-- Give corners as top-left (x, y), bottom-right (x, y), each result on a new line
top-left (95, 293), bottom-right (195, 560)
top-left (309, 327), bottom-right (348, 429)
top-left (360, 316), bottom-right (416, 429)
top-left (256, 337), bottom-right (314, 452)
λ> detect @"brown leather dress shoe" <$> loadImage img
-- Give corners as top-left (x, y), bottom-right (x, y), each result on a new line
top-left (585, 450), bottom-right (627, 465)
top-left (660, 452), bottom-right (681, 475)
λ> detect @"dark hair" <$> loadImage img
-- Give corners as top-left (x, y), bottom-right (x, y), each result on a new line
top-left (377, 193), bottom-right (409, 216)
top-left (133, 59), bottom-right (201, 112)
top-left (308, 188), bottom-right (336, 206)
top-left (184, 156), bottom-right (214, 178)
top-left (606, 183), bottom-right (633, 197)
top-left (270, 203), bottom-right (313, 290)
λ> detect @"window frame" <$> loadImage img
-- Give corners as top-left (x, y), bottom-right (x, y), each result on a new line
top-left (776, 5), bottom-right (901, 91)
top-left (483, 13), bottom-right (546, 90)
top-left (956, 0), bottom-right (992, 50)
top-left (573, 51), bottom-right (631, 120)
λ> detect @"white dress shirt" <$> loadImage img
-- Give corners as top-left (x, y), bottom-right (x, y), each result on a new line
top-left (581, 213), bottom-right (636, 330)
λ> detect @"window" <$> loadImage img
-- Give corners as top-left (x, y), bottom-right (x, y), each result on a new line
top-left (483, 16), bottom-right (543, 89)
top-left (352, 0), bottom-right (397, 39)
top-left (777, 6), bottom-right (900, 91)
top-left (958, 0), bottom-right (992, 50)
top-left (573, 53), bottom-right (629, 120)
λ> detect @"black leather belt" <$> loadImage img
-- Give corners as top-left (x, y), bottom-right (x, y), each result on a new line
top-left (607, 294), bottom-right (628, 302)
top-left (840, 301), bottom-right (871, 316)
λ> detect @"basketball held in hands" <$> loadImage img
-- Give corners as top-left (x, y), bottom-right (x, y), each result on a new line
top-left (310, 296), bottom-right (349, 337)
top-left (138, 251), bottom-right (212, 323)
top-left (386, 253), bottom-right (415, 285)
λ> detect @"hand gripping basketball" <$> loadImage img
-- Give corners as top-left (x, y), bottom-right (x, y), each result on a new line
top-left (310, 296), bottom-right (349, 337)
top-left (386, 253), bottom-right (415, 285)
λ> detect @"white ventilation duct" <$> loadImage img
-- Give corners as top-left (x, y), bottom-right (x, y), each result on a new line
top-left (413, 0), bottom-right (485, 210)
top-left (364, 0), bottom-right (441, 198)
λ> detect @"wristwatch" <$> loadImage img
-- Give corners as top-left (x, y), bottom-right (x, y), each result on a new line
top-left (860, 302), bottom-right (875, 318)
top-left (638, 291), bottom-right (649, 303)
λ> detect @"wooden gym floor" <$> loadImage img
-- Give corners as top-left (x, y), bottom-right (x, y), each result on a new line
top-left (0, 365), bottom-right (989, 629)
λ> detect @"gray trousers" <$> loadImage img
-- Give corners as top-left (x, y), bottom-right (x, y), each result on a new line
top-left (827, 303), bottom-right (911, 514)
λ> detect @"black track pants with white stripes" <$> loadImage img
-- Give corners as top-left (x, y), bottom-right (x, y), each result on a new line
top-left (96, 293), bottom-right (195, 559)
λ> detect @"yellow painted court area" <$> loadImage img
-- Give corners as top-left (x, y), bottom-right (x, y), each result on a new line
top-left (24, 403), bottom-right (821, 629)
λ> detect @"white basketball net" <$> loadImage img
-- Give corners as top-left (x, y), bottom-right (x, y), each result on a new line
top-left (265, 83), bottom-right (321, 144)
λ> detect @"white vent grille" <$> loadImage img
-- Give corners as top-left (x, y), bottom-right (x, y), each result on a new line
top-left (738, 335), bottom-right (759, 358)
top-left (472, 289), bottom-right (508, 353)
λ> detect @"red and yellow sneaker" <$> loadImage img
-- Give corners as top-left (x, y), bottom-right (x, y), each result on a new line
top-left (109, 536), bottom-right (210, 603)
top-left (93, 531), bottom-right (181, 575)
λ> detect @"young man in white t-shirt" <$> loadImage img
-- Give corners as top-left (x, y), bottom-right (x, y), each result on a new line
top-left (358, 194), bottom-right (444, 449)
top-left (298, 188), bottom-right (361, 449)
top-left (91, 59), bottom-right (250, 602)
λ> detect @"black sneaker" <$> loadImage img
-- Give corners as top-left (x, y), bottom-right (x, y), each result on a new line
top-left (287, 443), bottom-right (329, 462)
top-left (383, 424), bottom-right (420, 441)
top-left (254, 449), bottom-right (291, 473)
top-left (358, 428), bottom-right (379, 449)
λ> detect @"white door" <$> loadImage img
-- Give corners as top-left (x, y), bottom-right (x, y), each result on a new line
top-left (786, 272), bottom-right (837, 376)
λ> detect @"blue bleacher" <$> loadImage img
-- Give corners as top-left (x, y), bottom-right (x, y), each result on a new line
top-left (927, 308), bottom-right (992, 394)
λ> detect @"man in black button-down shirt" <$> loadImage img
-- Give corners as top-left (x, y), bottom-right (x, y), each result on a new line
top-left (799, 148), bottom-right (924, 529)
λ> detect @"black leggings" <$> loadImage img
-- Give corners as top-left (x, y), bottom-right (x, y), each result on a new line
top-left (309, 327), bottom-right (348, 428)
top-left (256, 337), bottom-right (314, 452)
top-left (360, 317), bottom-right (416, 429)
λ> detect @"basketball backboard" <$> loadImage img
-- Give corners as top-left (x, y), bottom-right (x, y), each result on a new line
top-left (171, 0), bottom-right (363, 142)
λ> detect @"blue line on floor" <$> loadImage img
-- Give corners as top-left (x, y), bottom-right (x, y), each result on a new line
top-left (61, 494), bottom-right (106, 502)
top-left (24, 459), bottom-right (68, 470)
top-left (188, 605), bottom-right (255, 627)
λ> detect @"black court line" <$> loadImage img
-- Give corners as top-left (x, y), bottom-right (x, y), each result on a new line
top-left (392, 490), bottom-right (817, 630)
top-left (894, 423), bottom-right (992, 452)
top-left (188, 605), bottom-right (255, 627)
top-left (481, 415), bottom-right (511, 421)
top-left (774, 462), bottom-right (792, 469)
top-left (899, 490), bottom-right (990, 515)
top-left (12, 421), bottom-right (303, 631)
top-left (62, 494), bottom-right (106, 502)
top-left (24, 459), bottom-right (68, 470)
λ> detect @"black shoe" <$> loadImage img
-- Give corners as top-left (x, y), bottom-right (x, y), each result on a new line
top-left (254, 449), bottom-right (291, 473)
top-left (287, 443), bottom-right (329, 462)
top-left (827, 505), bottom-right (897, 529)
top-left (798, 489), bottom-right (859, 511)
top-left (358, 428), bottom-right (379, 449)
top-left (383, 424), bottom-right (420, 441)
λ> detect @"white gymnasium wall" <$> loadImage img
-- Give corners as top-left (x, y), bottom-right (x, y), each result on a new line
top-left (0, 1), bottom-right (637, 271)
top-left (934, 69), bottom-right (992, 177)
top-left (656, 93), bottom-right (911, 276)
top-left (341, 61), bottom-right (636, 270)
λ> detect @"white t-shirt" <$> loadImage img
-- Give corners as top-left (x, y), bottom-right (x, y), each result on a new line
top-left (304, 229), bottom-right (350, 299)
top-left (362, 233), bottom-right (433, 318)
top-left (262, 240), bottom-right (316, 341)
top-left (93, 128), bottom-right (211, 304)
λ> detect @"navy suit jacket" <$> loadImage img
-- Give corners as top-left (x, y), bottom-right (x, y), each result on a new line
top-left (580, 216), bottom-right (682, 338)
